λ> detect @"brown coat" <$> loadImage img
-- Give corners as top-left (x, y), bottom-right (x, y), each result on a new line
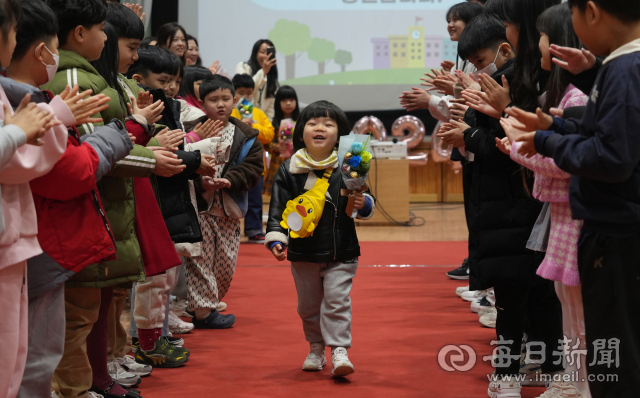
top-left (184, 116), bottom-right (264, 214)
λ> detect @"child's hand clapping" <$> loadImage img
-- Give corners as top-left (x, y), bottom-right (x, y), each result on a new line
top-left (155, 128), bottom-right (185, 152)
top-left (148, 146), bottom-right (185, 176)
top-left (495, 136), bottom-right (512, 155)
top-left (454, 70), bottom-right (480, 90)
top-left (196, 154), bottom-right (216, 176)
top-left (271, 243), bottom-right (287, 261)
top-left (461, 89), bottom-right (502, 119)
top-left (421, 69), bottom-right (457, 96)
top-left (441, 60), bottom-right (456, 72)
top-left (515, 133), bottom-right (538, 158)
top-left (5, 94), bottom-right (58, 146)
top-left (504, 107), bottom-right (553, 132)
top-left (549, 45), bottom-right (596, 75)
top-left (192, 119), bottom-right (224, 141)
top-left (127, 97), bottom-right (164, 124)
top-left (59, 84), bottom-right (111, 126)
top-left (201, 177), bottom-right (231, 191)
top-left (500, 117), bottom-right (530, 144)
top-left (449, 99), bottom-right (469, 121)
top-left (477, 74), bottom-right (512, 115)
top-left (437, 120), bottom-right (469, 147)
top-left (399, 87), bottom-right (431, 112)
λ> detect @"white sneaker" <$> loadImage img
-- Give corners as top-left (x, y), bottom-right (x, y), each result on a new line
top-left (479, 305), bottom-right (496, 317)
top-left (471, 296), bottom-right (493, 313)
top-left (331, 347), bottom-right (355, 377)
top-left (168, 310), bottom-right (194, 334)
top-left (116, 355), bottom-right (152, 377)
top-left (456, 285), bottom-right (469, 297)
top-left (107, 359), bottom-right (141, 387)
top-left (488, 375), bottom-right (521, 398)
top-left (461, 289), bottom-right (486, 302)
top-left (479, 310), bottom-right (497, 328)
top-left (171, 298), bottom-right (192, 318)
top-left (558, 384), bottom-right (586, 398)
top-left (88, 392), bottom-right (105, 398)
top-left (302, 343), bottom-right (326, 371)
top-left (536, 381), bottom-right (565, 398)
top-left (216, 302), bottom-right (227, 312)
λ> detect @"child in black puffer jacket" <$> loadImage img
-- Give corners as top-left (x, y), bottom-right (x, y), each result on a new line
top-left (266, 101), bottom-right (375, 378)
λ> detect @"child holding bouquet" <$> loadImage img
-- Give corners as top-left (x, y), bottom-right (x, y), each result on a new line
top-left (265, 100), bottom-right (375, 378)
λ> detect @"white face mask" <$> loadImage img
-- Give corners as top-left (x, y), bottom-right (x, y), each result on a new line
top-left (38, 45), bottom-right (59, 84)
top-left (471, 47), bottom-right (501, 79)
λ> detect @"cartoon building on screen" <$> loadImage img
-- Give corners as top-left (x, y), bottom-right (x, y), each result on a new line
top-left (371, 26), bottom-right (456, 69)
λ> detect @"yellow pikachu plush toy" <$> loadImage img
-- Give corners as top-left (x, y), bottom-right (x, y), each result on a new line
top-left (280, 169), bottom-right (333, 239)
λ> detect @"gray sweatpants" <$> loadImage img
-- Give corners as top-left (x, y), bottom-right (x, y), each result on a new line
top-left (290, 260), bottom-right (358, 348)
top-left (17, 283), bottom-right (65, 398)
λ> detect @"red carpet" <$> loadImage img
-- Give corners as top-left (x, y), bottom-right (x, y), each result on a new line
top-left (136, 243), bottom-right (546, 398)
top-left (237, 241), bottom-right (470, 267)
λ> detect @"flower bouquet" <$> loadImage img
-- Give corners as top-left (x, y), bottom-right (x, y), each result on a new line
top-left (278, 118), bottom-right (295, 158)
top-left (236, 97), bottom-right (254, 120)
top-left (337, 132), bottom-right (372, 218)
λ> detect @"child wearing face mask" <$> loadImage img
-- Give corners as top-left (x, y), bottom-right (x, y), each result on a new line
top-left (0, 1), bottom-right (109, 397)
top-left (266, 101), bottom-right (376, 378)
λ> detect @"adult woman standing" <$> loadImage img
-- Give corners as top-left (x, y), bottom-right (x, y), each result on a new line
top-left (235, 39), bottom-right (279, 120)
top-left (157, 22), bottom-right (188, 64)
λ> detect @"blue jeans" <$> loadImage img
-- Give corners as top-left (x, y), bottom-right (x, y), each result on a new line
top-left (244, 176), bottom-right (264, 237)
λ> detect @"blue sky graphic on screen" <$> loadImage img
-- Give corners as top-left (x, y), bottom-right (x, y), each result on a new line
top-left (196, 0), bottom-right (458, 110)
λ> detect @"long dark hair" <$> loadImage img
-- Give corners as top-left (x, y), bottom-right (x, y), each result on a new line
top-left (156, 22), bottom-right (188, 64)
top-left (292, 100), bottom-right (350, 152)
top-left (247, 39), bottom-right (279, 98)
top-left (495, 0), bottom-right (560, 111)
top-left (272, 85), bottom-right (300, 132)
top-left (91, 22), bottom-right (127, 112)
top-left (186, 34), bottom-right (202, 66)
top-left (536, 3), bottom-right (582, 112)
top-left (178, 65), bottom-right (213, 108)
top-left (0, 0), bottom-right (21, 43)
top-left (446, 2), bottom-right (484, 25)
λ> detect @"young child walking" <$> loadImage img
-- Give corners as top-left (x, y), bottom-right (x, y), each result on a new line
top-left (265, 100), bottom-right (376, 377)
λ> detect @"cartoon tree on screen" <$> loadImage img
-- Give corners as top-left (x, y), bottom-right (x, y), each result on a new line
top-left (268, 19), bottom-right (311, 80)
top-left (308, 38), bottom-right (336, 75)
top-left (335, 50), bottom-right (353, 72)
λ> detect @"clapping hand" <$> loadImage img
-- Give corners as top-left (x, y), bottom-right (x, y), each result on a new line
top-left (549, 45), bottom-right (596, 75)
top-left (59, 84), bottom-right (110, 126)
top-left (477, 74), bottom-right (511, 115)
top-left (192, 119), bottom-right (224, 140)
top-left (504, 107), bottom-right (554, 132)
top-left (399, 88), bottom-right (431, 112)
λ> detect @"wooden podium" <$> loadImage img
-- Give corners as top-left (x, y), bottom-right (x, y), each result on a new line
top-left (360, 158), bottom-right (410, 223)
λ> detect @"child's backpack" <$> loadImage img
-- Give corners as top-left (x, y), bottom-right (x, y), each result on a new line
top-left (280, 169), bottom-right (333, 239)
